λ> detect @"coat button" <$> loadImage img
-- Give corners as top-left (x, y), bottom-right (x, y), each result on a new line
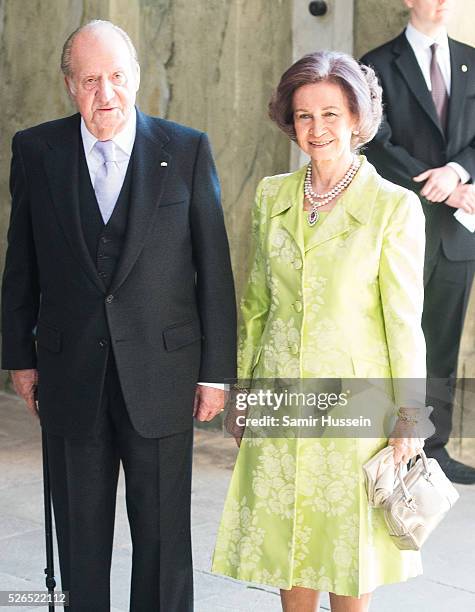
top-left (289, 343), bottom-right (299, 355)
top-left (294, 300), bottom-right (302, 312)
top-left (294, 259), bottom-right (303, 270)
top-left (98, 339), bottom-right (108, 348)
top-left (105, 294), bottom-right (114, 304)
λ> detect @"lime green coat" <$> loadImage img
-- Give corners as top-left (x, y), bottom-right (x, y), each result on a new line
top-left (212, 157), bottom-right (427, 596)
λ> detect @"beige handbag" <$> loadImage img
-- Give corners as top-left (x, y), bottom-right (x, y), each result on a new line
top-left (363, 446), bottom-right (400, 507)
top-left (383, 450), bottom-right (459, 551)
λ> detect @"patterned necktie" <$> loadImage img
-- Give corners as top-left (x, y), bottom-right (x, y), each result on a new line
top-left (430, 43), bottom-right (449, 131)
top-left (93, 140), bottom-right (122, 224)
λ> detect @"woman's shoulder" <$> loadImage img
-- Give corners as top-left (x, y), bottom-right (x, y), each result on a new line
top-left (257, 166), bottom-right (306, 199)
top-left (367, 161), bottom-right (420, 205)
top-left (362, 159), bottom-right (422, 220)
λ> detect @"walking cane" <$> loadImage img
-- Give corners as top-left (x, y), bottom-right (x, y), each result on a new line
top-left (38, 391), bottom-right (57, 611)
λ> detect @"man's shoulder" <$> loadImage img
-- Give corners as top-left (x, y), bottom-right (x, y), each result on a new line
top-left (449, 36), bottom-right (475, 58)
top-left (14, 113), bottom-right (79, 143)
top-left (360, 32), bottom-right (405, 65)
top-left (138, 112), bottom-right (204, 144)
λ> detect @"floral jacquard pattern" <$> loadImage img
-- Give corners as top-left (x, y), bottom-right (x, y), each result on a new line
top-left (213, 159), bottom-right (426, 596)
top-left (262, 318), bottom-right (300, 377)
top-left (213, 496), bottom-right (266, 574)
top-left (269, 227), bottom-right (301, 265)
top-left (294, 566), bottom-right (334, 592)
top-left (297, 441), bottom-right (358, 517)
top-left (303, 274), bottom-right (327, 316)
top-left (251, 442), bottom-right (296, 519)
top-left (332, 514), bottom-right (359, 593)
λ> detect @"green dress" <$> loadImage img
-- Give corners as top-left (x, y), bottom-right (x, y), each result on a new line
top-left (212, 160), bottom-right (425, 596)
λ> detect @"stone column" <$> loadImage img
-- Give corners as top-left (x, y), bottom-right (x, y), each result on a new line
top-left (291, 0), bottom-right (354, 169)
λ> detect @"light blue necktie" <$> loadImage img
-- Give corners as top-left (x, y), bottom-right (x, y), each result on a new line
top-left (93, 140), bottom-right (122, 224)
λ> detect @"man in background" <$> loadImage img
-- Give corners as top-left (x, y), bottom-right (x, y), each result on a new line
top-left (361, 0), bottom-right (475, 483)
top-left (2, 20), bottom-right (236, 610)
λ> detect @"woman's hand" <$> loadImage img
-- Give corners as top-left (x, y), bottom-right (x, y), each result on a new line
top-left (225, 410), bottom-right (245, 447)
top-left (388, 408), bottom-right (425, 464)
top-left (388, 436), bottom-right (424, 465)
top-left (224, 388), bottom-right (248, 447)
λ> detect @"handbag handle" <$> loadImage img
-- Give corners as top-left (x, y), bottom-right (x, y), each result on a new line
top-left (408, 448), bottom-right (430, 472)
top-left (397, 449), bottom-right (431, 508)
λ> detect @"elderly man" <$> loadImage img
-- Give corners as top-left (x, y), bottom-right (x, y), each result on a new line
top-left (1, 20), bottom-right (236, 611)
top-left (361, 0), bottom-right (475, 484)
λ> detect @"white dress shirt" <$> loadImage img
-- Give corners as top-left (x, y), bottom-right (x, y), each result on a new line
top-left (80, 109), bottom-right (225, 391)
top-left (405, 22), bottom-right (470, 183)
top-left (81, 108), bottom-right (136, 191)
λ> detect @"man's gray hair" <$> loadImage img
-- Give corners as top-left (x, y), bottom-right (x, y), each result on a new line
top-left (61, 20), bottom-right (138, 78)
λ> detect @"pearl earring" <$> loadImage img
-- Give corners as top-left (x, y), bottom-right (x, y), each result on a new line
top-left (353, 130), bottom-right (360, 135)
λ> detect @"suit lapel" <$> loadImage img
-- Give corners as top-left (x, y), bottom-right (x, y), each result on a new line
top-left (303, 202), bottom-right (359, 252)
top-left (43, 114), bottom-right (106, 293)
top-left (392, 31), bottom-right (445, 141)
top-left (446, 38), bottom-right (469, 145)
top-left (269, 157), bottom-right (376, 255)
top-left (108, 109), bottom-right (171, 294)
top-left (303, 156), bottom-right (376, 253)
top-left (270, 167), bottom-right (305, 255)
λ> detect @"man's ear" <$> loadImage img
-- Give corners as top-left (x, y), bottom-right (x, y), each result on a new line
top-left (134, 62), bottom-right (141, 93)
top-left (403, 0), bottom-right (413, 10)
top-left (64, 76), bottom-right (76, 98)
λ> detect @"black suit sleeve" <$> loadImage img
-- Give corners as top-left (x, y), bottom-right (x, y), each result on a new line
top-left (189, 133), bottom-right (237, 383)
top-left (450, 138), bottom-right (475, 179)
top-left (1, 133), bottom-right (40, 370)
top-left (361, 53), bottom-right (430, 192)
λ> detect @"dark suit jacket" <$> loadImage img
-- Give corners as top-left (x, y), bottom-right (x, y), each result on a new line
top-left (361, 31), bottom-right (475, 263)
top-left (1, 109), bottom-right (237, 438)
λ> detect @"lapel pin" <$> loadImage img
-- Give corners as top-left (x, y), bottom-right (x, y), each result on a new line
top-left (461, 64), bottom-right (468, 72)
top-left (160, 161), bottom-right (168, 167)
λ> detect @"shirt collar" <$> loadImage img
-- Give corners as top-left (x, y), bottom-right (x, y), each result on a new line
top-left (405, 22), bottom-right (449, 54)
top-left (80, 106), bottom-right (137, 157)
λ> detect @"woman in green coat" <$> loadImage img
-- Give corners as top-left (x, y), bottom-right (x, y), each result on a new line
top-left (212, 51), bottom-right (426, 611)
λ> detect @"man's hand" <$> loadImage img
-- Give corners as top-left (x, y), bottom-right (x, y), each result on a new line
top-left (10, 369), bottom-right (39, 419)
top-left (193, 385), bottom-right (228, 422)
top-left (446, 184), bottom-right (475, 214)
top-left (413, 165), bottom-right (460, 202)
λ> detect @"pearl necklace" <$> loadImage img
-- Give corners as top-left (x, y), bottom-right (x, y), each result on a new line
top-left (305, 156), bottom-right (361, 226)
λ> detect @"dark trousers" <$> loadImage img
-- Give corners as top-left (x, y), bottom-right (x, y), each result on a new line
top-left (422, 247), bottom-right (475, 458)
top-left (46, 351), bottom-right (194, 611)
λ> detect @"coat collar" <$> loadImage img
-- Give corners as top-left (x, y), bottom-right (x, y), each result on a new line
top-left (446, 38), bottom-right (470, 147)
top-left (269, 155), bottom-right (379, 253)
top-left (43, 113), bottom-right (105, 292)
top-left (392, 31), bottom-right (445, 140)
top-left (391, 30), bottom-right (469, 145)
top-left (43, 108), bottom-right (171, 294)
top-left (108, 108), bottom-right (170, 294)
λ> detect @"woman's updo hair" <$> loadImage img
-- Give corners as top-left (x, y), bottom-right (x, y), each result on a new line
top-left (268, 50), bottom-right (383, 150)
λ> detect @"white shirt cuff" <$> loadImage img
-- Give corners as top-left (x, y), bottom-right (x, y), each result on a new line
top-left (447, 162), bottom-right (471, 184)
top-left (197, 382), bottom-right (229, 391)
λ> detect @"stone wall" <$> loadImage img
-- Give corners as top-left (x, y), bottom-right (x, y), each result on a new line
top-left (0, 0), bottom-right (292, 287)
top-left (354, 0), bottom-right (475, 57)
top-left (354, 0), bottom-right (407, 58)
top-left (0, 0), bottom-right (292, 387)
